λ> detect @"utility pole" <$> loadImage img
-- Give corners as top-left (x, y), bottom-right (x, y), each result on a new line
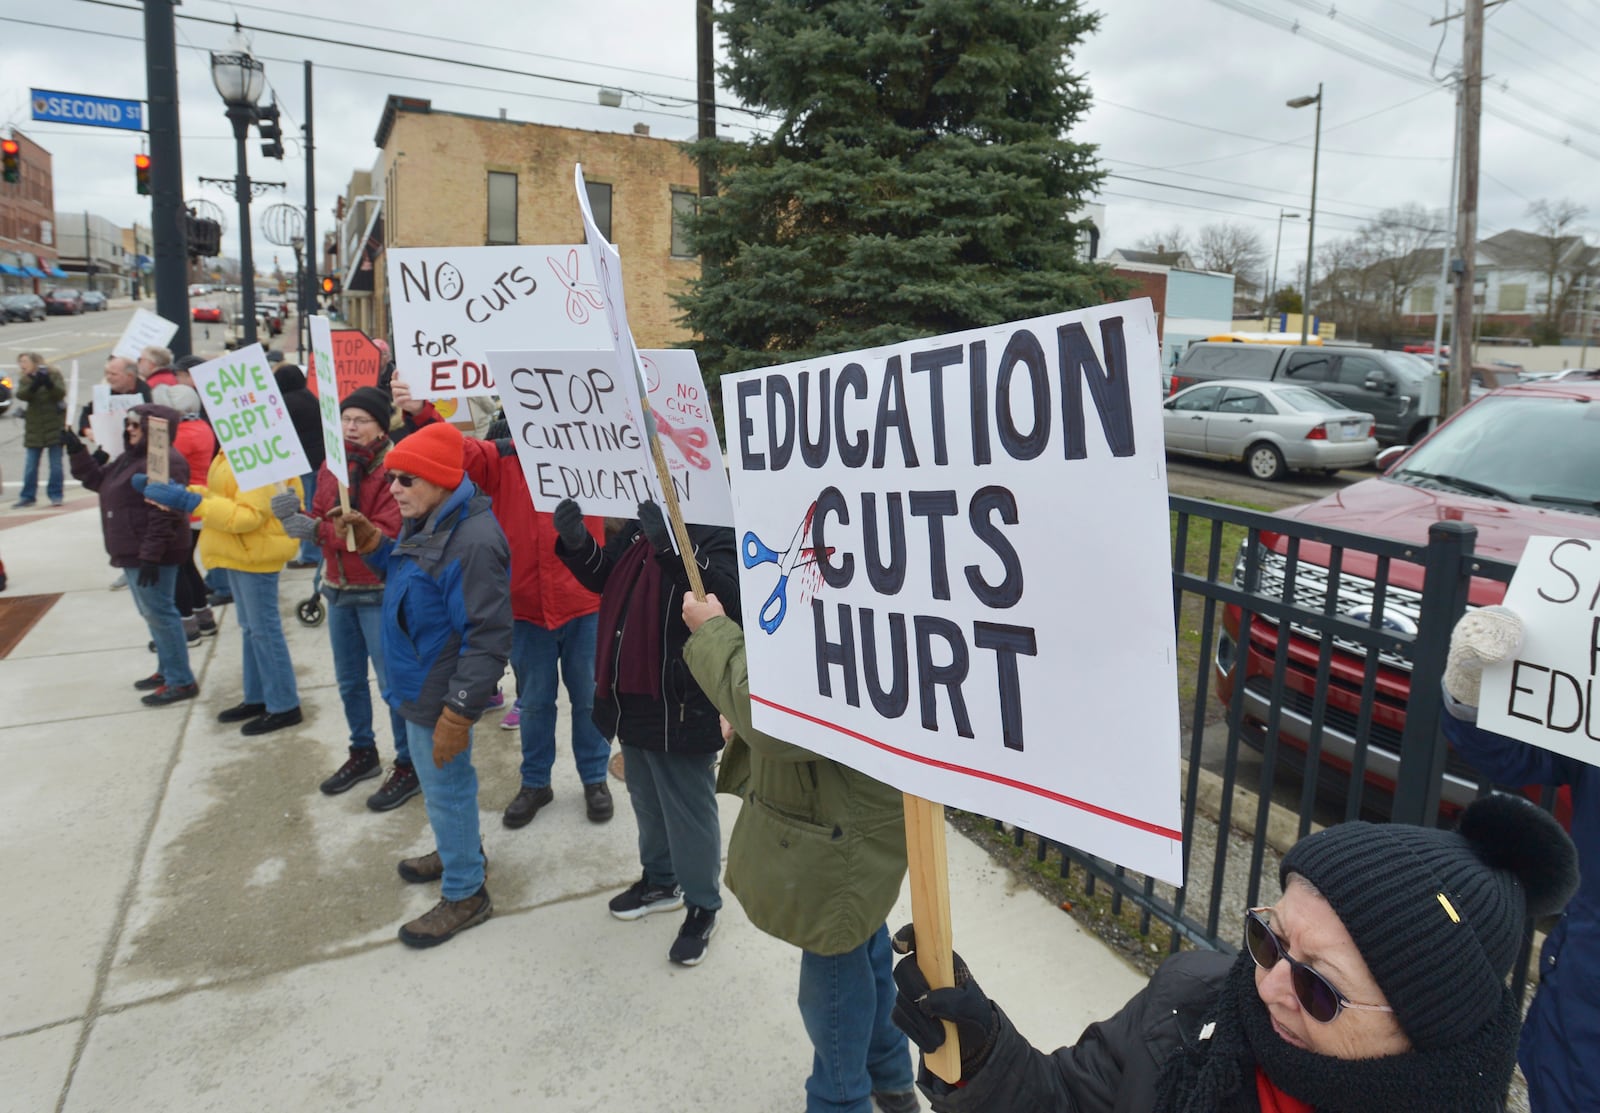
top-left (83, 210), bottom-right (93, 295)
top-left (1430, 81), bottom-right (1462, 367)
top-left (695, 0), bottom-right (717, 200)
top-left (303, 61), bottom-right (317, 340)
top-left (1448, 0), bottom-right (1484, 417)
top-left (142, 0), bottom-right (191, 354)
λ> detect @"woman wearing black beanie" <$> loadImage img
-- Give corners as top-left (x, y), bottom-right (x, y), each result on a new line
top-left (891, 793), bottom-right (1578, 1113)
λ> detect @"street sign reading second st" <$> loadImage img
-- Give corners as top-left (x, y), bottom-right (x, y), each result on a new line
top-left (31, 89), bottom-right (144, 132)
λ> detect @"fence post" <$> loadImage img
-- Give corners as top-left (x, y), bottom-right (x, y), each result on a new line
top-left (1391, 520), bottom-right (1477, 826)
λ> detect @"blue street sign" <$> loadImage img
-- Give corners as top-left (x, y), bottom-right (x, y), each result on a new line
top-left (30, 89), bottom-right (144, 132)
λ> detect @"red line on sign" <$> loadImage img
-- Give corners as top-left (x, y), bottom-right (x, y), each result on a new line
top-left (750, 693), bottom-right (1183, 841)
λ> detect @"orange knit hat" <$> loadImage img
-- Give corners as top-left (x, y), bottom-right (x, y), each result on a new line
top-left (385, 422), bottom-right (465, 489)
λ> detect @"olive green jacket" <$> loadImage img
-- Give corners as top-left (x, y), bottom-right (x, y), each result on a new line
top-left (682, 615), bottom-right (907, 955)
top-left (16, 366), bottom-right (66, 448)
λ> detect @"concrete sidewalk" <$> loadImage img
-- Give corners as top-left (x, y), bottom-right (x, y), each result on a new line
top-left (0, 503), bottom-right (1147, 1112)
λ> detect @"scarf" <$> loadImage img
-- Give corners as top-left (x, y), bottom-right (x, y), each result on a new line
top-left (344, 438), bottom-right (389, 513)
top-left (593, 534), bottom-right (662, 699)
top-left (1153, 952), bottom-right (1521, 1113)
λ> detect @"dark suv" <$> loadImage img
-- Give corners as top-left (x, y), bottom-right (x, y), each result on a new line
top-left (1171, 343), bottom-right (1440, 446)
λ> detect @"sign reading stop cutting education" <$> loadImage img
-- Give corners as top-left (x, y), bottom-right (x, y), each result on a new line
top-left (189, 343), bottom-right (309, 490)
top-left (722, 299), bottom-right (1185, 884)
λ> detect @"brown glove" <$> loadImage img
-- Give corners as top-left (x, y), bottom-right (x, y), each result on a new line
top-left (328, 508), bottom-right (381, 554)
top-left (432, 706), bottom-right (473, 768)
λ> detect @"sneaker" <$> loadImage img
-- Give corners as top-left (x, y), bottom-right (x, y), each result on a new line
top-left (486, 689), bottom-right (505, 710)
top-left (13, 499), bottom-right (36, 509)
top-left (195, 608), bottom-right (218, 636)
top-left (499, 704), bottom-right (521, 730)
top-left (133, 673), bottom-right (165, 691)
top-left (668, 904), bottom-right (718, 966)
top-left (397, 845), bottom-right (488, 884)
top-left (216, 701), bottom-right (266, 723)
top-left (366, 763), bottom-right (421, 811)
top-left (148, 630), bottom-right (201, 652)
top-left (873, 1091), bottom-right (921, 1113)
top-left (182, 617), bottom-right (201, 642)
top-left (398, 885), bottom-right (492, 948)
top-left (608, 875), bottom-right (684, 921)
top-left (50, 500), bottom-right (64, 508)
top-left (141, 683), bottom-right (199, 707)
top-left (319, 748), bottom-right (381, 795)
top-left (240, 707), bottom-right (303, 735)
top-left (501, 784), bottom-right (554, 829)
top-left (110, 572), bottom-right (128, 591)
top-left (286, 558), bottom-right (318, 570)
top-left (205, 591), bottom-right (233, 607)
top-left (583, 780), bottom-right (614, 823)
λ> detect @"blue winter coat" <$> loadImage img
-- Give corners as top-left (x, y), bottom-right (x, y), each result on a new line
top-left (1444, 706), bottom-right (1597, 1113)
top-left (364, 477), bottom-right (511, 728)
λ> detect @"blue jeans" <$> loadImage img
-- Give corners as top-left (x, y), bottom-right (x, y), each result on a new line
top-left (20, 443), bottom-right (64, 503)
top-left (798, 925), bottom-right (914, 1113)
top-left (128, 564), bottom-right (195, 688)
top-left (326, 587), bottom-right (410, 764)
top-left (297, 470), bottom-right (320, 563)
top-left (205, 566), bottom-right (231, 600)
top-left (509, 614), bottom-right (608, 787)
top-left (621, 745), bottom-right (721, 912)
top-left (405, 719), bottom-right (484, 901)
top-left (229, 569), bottom-right (298, 713)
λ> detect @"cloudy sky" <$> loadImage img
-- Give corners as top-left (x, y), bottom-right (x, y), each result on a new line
top-left (5, 0), bottom-right (1596, 283)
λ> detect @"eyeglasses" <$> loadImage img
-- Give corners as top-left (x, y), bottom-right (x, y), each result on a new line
top-left (1244, 908), bottom-right (1395, 1023)
top-left (389, 472), bottom-right (419, 488)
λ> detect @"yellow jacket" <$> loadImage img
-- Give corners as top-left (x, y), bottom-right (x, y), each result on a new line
top-left (192, 453), bottom-right (302, 573)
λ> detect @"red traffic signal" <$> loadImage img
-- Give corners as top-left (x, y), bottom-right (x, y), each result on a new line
top-left (134, 152), bottom-right (151, 196)
top-left (1, 139), bottom-right (19, 184)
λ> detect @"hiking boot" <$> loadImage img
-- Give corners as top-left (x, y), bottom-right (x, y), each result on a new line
top-left (609, 875), bottom-right (684, 921)
top-left (366, 763), bottom-right (421, 811)
top-left (217, 701), bottom-right (266, 723)
top-left (195, 608), bottom-right (218, 637)
top-left (502, 784), bottom-right (554, 829)
top-left (13, 498), bottom-right (36, 509)
top-left (499, 704), bottom-right (521, 730)
top-left (141, 683), bottom-right (199, 707)
top-left (668, 904), bottom-right (718, 966)
top-left (583, 780), bottom-right (614, 823)
top-left (873, 1091), bottom-right (921, 1113)
top-left (133, 673), bottom-right (165, 691)
top-left (205, 591), bottom-right (233, 608)
top-left (240, 707), bottom-right (303, 736)
top-left (320, 748), bottom-right (381, 795)
top-left (398, 885), bottom-right (492, 948)
top-left (149, 628), bottom-right (202, 652)
top-left (397, 845), bottom-right (488, 884)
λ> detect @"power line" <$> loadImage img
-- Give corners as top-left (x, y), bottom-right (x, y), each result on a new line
top-left (1103, 158), bottom-right (1408, 214)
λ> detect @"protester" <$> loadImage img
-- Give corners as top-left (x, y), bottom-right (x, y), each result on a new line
top-left (14, 352), bottom-right (66, 508)
top-left (392, 380), bottom-right (612, 827)
top-left (62, 408), bottom-right (197, 706)
top-left (140, 345), bottom-right (177, 389)
top-left (143, 454), bottom-right (303, 735)
top-left (272, 363), bottom-right (325, 569)
top-left (171, 353), bottom-right (205, 392)
top-left (272, 386), bottom-right (418, 811)
top-left (890, 792), bottom-right (1577, 1113)
top-left (553, 496), bottom-right (739, 966)
top-left (333, 420), bottom-right (511, 947)
top-left (681, 591), bottom-right (915, 1112)
top-left (1440, 606), bottom-right (1595, 1113)
top-left (150, 384), bottom-right (218, 642)
top-left (76, 354), bottom-right (151, 437)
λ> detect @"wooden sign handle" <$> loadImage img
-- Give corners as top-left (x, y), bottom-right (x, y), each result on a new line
top-left (338, 482), bottom-right (356, 552)
top-left (904, 792), bottom-right (962, 1083)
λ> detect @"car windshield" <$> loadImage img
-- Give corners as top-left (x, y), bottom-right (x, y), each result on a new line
top-left (1393, 393), bottom-right (1600, 510)
top-left (1274, 387), bottom-right (1345, 413)
top-left (1382, 351), bottom-right (1436, 379)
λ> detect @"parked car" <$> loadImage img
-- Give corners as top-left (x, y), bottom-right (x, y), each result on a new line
top-left (1214, 380), bottom-right (1600, 815)
top-left (80, 290), bottom-right (108, 311)
top-left (1170, 342), bottom-right (1440, 447)
top-left (43, 288), bottom-right (83, 315)
top-left (0, 293), bottom-right (46, 322)
top-left (1164, 380), bottom-right (1377, 480)
top-left (192, 303), bottom-right (223, 323)
top-left (0, 372), bottom-right (11, 415)
top-left (235, 301), bottom-right (284, 336)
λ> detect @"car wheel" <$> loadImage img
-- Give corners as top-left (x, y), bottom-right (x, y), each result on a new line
top-left (1246, 442), bottom-right (1286, 482)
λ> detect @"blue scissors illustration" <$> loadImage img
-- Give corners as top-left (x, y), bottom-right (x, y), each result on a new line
top-left (742, 502), bottom-right (820, 634)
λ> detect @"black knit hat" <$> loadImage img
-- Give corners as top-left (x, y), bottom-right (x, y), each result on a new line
top-left (340, 386), bottom-right (392, 429)
top-left (1280, 793), bottom-right (1576, 1051)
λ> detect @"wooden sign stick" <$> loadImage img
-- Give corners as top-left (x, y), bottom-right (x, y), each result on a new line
top-left (145, 419), bottom-right (171, 485)
top-left (904, 792), bottom-right (963, 1083)
top-left (338, 482), bottom-right (356, 552)
top-left (636, 372), bottom-right (706, 601)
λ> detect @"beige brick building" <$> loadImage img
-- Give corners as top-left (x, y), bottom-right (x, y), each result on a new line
top-left (334, 96), bottom-right (700, 348)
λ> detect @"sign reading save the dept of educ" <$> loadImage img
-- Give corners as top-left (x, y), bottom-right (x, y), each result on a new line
top-left (385, 245), bottom-right (611, 399)
top-left (307, 316), bottom-right (348, 479)
top-left (189, 343), bottom-right (310, 490)
top-left (1478, 537), bottom-right (1600, 766)
top-left (722, 299), bottom-right (1184, 884)
top-left (31, 88), bottom-right (144, 131)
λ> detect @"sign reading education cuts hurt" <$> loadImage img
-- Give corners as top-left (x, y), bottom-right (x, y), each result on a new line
top-left (723, 299), bottom-right (1185, 883)
top-left (188, 343), bottom-right (310, 489)
top-left (1479, 536), bottom-right (1600, 763)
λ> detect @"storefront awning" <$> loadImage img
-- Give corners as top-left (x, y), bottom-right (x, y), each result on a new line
top-left (23, 266), bottom-right (47, 278)
top-left (0, 264), bottom-right (23, 277)
top-left (48, 265), bottom-right (67, 278)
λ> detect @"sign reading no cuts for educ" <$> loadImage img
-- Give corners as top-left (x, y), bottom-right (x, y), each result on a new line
top-left (31, 89), bottom-right (144, 132)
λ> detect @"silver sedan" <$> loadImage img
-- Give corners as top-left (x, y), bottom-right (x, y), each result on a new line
top-left (1163, 379), bottom-right (1377, 481)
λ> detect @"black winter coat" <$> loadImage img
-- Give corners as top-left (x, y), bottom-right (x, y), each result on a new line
top-left (69, 404), bottom-right (192, 568)
top-left (556, 521), bottom-right (740, 754)
top-left (274, 363), bottom-right (325, 469)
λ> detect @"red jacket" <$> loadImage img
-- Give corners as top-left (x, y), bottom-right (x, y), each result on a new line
top-left (311, 439), bottom-right (403, 589)
top-left (412, 403), bottom-right (601, 628)
top-left (173, 419), bottom-right (216, 488)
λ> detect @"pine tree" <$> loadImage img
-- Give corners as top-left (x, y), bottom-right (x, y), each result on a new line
top-left (678, 0), bottom-right (1126, 383)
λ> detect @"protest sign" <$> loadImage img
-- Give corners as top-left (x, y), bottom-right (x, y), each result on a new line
top-left (145, 416), bottom-right (170, 485)
top-left (112, 307), bottom-right (179, 362)
top-left (64, 361), bottom-right (79, 429)
top-left (1478, 537), bottom-right (1600, 764)
top-left (307, 316), bottom-right (348, 478)
top-left (306, 328), bottom-right (383, 398)
top-left (722, 299), bottom-right (1184, 885)
top-left (188, 343), bottom-right (309, 489)
top-left (89, 384), bottom-right (139, 458)
top-left (385, 244), bottom-right (610, 398)
top-left (488, 347), bottom-right (734, 526)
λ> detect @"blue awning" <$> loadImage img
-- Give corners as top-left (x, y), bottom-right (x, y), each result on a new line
top-left (23, 266), bottom-right (46, 278)
top-left (0, 264), bottom-right (22, 277)
top-left (48, 265), bottom-right (67, 278)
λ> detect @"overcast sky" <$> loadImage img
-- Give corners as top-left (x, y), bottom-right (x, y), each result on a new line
top-left (5, 0), bottom-right (1597, 282)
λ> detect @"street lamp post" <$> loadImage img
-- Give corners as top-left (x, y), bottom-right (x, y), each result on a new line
top-left (1287, 85), bottom-right (1323, 347)
top-left (211, 26), bottom-right (266, 347)
top-left (1267, 210), bottom-right (1301, 324)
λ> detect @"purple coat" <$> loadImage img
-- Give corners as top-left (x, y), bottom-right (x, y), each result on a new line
top-left (70, 404), bottom-right (191, 567)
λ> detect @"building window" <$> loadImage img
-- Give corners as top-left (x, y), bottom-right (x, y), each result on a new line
top-left (671, 189), bottom-right (696, 258)
top-left (1411, 286), bottom-right (1434, 313)
top-left (1497, 283), bottom-right (1526, 312)
top-left (487, 171), bottom-right (517, 245)
top-left (585, 180), bottom-right (612, 242)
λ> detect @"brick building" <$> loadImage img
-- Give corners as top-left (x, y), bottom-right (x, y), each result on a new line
top-left (333, 96), bottom-right (700, 347)
top-left (0, 130), bottom-right (67, 292)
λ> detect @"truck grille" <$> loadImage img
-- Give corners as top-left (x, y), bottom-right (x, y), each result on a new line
top-left (1243, 548), bottom-right (1421, 672)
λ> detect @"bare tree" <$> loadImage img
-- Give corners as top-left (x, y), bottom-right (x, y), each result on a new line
top-left (1133, 226), bottom-right (1192, 263)
top-left (1517, 199), bottom-right (1596, 340)
top-left (1193, 222), bottom-right (1268, 294)
top-left (1357, 204), bottom-right (1447, 317)
top-left (1315, 236), bottom-right (1383, 340)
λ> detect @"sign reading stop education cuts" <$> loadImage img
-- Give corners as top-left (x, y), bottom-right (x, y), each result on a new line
top-left (189, 343), bottom-right (309, 490)
top-left (722, 299), bottom-right (1185, 884)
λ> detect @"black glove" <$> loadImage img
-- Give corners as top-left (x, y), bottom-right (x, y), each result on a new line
top-left (637, 500), bottom-right (672, 555)
top-left (553, 498), bottom-right (590, 550)
top-left (890, 924), bottom-right (1000, 1076)
top-left (60, 427), bottom-right (85, 456)
top-left (136, 561), bottom-right (161, 588)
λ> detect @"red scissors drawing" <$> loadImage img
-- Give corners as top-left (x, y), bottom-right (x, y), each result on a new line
top-left (547, 249), bottom-right (604, 324)
top-left (658, 415), bottom-right (712, 470)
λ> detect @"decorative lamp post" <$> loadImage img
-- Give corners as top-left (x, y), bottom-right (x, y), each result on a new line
top-left (1287, 85), bottom-right (1323, 346)
top-left (211, 25), bottom-right (266, 345)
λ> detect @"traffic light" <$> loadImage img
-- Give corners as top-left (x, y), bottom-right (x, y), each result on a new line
top-left (257, 102), bottom-right (284, 160)
top-left (134, 152), bottom-right (151, 195)
top-left (320, 275), bottom-right (340, 297)
top-left (2, 139), bottom-right (19, 184)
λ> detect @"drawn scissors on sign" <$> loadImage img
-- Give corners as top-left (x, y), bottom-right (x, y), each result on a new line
top-left (742, 502), bottom-right (821, 634)
top-left (659, 416), bottom-right (712, 471)
top-left (547, 249), bottom-right (604, 325)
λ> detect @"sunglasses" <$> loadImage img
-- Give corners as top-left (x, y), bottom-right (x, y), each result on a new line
top-left (389, 472), bottom-right (419, 488)
top-left (1244, 908), bottom-right (1395, 1024)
